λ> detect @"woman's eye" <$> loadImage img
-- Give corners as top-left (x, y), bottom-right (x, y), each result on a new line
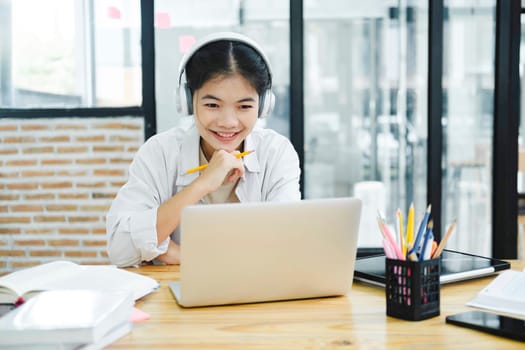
top-left (239, 104), bottom-right (254, 110)
top-left (205, 103), bottom-right (219, 108)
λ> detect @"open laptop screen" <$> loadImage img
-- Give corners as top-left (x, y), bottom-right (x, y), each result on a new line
top-left (172, 197), bottom-right (362, 307)
top-left (353, 249), bottom-right (510, 287)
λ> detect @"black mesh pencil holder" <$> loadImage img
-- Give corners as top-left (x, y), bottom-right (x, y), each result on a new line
top-left (385, 258), bottom-right (440, 321)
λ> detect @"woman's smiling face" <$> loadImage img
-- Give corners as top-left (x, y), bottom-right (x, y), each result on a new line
top-left (193, 73), bottom-right (259, 159)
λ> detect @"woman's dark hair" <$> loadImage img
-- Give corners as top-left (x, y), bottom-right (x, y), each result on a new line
top-left (185, 40), bottom-right (271, 97)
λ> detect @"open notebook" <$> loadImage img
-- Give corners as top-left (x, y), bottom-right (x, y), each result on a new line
top-left (169, 197), bottom-right (362, 307)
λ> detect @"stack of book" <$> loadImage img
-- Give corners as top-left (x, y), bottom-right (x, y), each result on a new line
top-left (0, 260), bottom-right (160, 349)
top-left (0, 289), bottom-right (134, 349)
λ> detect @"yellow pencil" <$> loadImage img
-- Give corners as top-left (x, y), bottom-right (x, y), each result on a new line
top-left (397, 209), bottom-right (406, 257)
top-left (185, 150), bottom-right (254, 174)
top-left (406, 202), bottom-right (414, 251)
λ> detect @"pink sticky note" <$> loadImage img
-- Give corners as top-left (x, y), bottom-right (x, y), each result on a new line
top-left (155, 12), bottom-right (171, 29)
top-left (107, 6), bottom-right (121, 19)
top-left (130, 307), bottom-right (150, 323)
top-left (179, 35), bottom-right (196, 53)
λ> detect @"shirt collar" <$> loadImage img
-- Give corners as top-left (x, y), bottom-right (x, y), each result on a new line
top-left (176, 124), bottom-right (200, 186)
top-left (242, 132), bottom-right (260, 173)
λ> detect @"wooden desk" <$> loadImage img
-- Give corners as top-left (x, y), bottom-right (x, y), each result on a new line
top-left (112, 261), bottom-right (524, 349)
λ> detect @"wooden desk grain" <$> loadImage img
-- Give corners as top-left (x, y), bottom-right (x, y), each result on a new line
top-left (110, 261), bottom-right (524, 349)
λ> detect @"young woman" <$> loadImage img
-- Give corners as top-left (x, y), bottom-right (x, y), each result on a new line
top-left (106, 32), bottom-right (301, 267)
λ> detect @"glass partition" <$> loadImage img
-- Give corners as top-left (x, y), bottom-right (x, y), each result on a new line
top-left (442, 0), bottom-right (496, 256)
top-left (303, 0), bottom-right (428, 248)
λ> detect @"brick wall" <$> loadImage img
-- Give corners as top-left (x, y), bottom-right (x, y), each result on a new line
top-left (0, 117), bottom-right (144, 275)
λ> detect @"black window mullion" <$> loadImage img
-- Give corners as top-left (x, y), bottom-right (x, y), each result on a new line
top-left (0, 107), bottom-right (143, 118)
top-left (290, 0), bottom-right (304, 197)
top-left (493, 0), bottom-right (520, 258)
top-left (140, 0), bottom-right (156, 140)
top-left (427, 0), bottom-right (444, 241)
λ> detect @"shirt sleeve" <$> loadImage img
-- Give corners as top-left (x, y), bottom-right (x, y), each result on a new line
top-left (106, 137), bottom-right (173, 267)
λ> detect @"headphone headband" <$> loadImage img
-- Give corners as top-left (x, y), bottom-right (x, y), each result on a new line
top-left (175, 32), bottom-right (275, 118)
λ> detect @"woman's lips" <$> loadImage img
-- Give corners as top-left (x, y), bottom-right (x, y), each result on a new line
top-left (212, 130), bottom-right (239, 141)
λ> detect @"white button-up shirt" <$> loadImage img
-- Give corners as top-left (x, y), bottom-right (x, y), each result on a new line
top-left (106, 122), bottom-right (301, 267)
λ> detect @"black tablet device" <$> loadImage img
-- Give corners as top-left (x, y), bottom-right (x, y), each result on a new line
top-left (446, 310), bottom-right (525, 342)
top-left (353, 249), bottom-right (511, 287)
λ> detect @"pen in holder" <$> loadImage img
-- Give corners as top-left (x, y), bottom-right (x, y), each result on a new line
top-left (385, 258), bottom-right (440, 321)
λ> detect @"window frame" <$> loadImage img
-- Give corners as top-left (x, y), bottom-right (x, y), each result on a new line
top-left (0, 0), bottom-right (154, 138)
top-left (0, 0), bottom-right (519, 258)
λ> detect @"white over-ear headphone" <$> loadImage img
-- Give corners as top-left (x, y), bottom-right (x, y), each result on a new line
top-left (175, 32), bottom-right (275, 118)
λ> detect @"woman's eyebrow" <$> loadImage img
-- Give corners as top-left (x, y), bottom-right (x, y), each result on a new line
top-left (200, 95), bottom-right (256, 103)
top-left (200, 94), bottom-right (222, 101)
top-left (237, 97), bottom-right (256, 103)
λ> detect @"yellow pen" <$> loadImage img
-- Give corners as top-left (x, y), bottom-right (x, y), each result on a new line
top-left (406, 202), bottom-right (414, 251)
top-left (397, 209), bottom-right (406, 257)
top-left (185, 150), bottom-right (254, 174)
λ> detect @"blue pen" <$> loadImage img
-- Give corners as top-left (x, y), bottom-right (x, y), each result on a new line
top-left (423, 231), bottom-right (434, 260)
top-left (407, 204), bottom-right (431, 257)
top-left (419, 220), bottom-right (433, 261)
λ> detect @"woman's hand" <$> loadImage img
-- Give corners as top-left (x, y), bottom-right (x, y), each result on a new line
top-left (157, 240), bottom-right (181, 265)
top-left (197, 150), bottom-right (245, 192)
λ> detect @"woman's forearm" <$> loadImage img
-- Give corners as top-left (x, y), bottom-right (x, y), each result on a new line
top-left (156, 179), bottom-right (210, 242)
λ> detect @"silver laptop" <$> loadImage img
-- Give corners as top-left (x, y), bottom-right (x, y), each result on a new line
top-left (169, 197), bottom-right (362, 307)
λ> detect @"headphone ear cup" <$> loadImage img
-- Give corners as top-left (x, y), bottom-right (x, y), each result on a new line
top-left (175, 86), bottom-right (184, 114)
top-left (258, 89), bottom-right (275, 118)
top-left (184, 84), bottom-right (193, 115)
top-left (175, 82), bottom-right (193, 116)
